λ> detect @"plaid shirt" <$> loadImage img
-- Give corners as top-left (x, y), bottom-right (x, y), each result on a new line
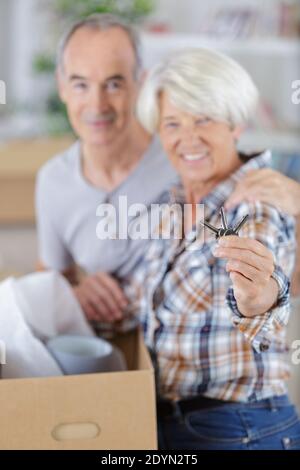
top-left (121, 150), bottom-right (296, 403)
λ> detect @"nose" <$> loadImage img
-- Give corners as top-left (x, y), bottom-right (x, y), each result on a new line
top-left (180, 125), bottom-right (204, 147)
top-left (88, 85), bottom-right (110, 113)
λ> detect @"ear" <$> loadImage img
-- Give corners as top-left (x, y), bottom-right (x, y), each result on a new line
top-left (232, 125), bottom-right (244, 141)
top-left (56, 69), bottom-right (67, 103)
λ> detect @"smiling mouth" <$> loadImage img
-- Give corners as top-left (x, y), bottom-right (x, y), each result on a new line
top-left (87, 120), bottom-right (113, 127)
top-left (181, 152), bottom-right (209, 162)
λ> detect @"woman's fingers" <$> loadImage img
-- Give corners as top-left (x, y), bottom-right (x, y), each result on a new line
top-left (213, 236), bottom-right (274, 287)
top-left (226, 259), bottom-right (267, 283)
top-left (214, 246), bottom-right (273, 276)
top-left (226, 259), bottom-right (258, 282)
top-left (218, 236), bottom-right (273, 260)
top-left (216, 236), bottom-right (274, 271)
top-left (228, 271), bottom-right (254, 303)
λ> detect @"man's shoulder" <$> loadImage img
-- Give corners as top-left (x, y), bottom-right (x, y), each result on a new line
top-left (137, 136), bottom-right (178, 187)
top-left (37, 140), bottom-right (79, 185)
top-left (145, 136), bottom-right (172, 169)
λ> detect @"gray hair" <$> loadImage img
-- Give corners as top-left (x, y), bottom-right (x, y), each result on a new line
top-left (137, 47), bottom-right (259, 133)
top-left (56, 13), bottom-right (142, 79)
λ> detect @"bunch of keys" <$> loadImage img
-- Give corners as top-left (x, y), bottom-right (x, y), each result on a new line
top-left (201, 207), bottom-right (249, 239)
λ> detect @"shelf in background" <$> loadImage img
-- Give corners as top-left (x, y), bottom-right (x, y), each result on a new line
top-left (141, 33), bottom-right (300, 57)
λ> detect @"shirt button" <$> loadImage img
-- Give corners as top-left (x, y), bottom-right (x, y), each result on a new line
top-left (283, 437), bottom-right (290, 446)
top-left (260, 340), bottom-right (270, 352)
top-left (242, 437), bottom-right (250, 444)
top-left (153, 288), bottom-right (164, 308)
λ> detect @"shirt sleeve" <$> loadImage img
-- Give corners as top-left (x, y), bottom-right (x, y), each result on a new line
top-left (226, 201), bottom-right (296, 353)
top-left (35, 168), bottom-right (74, 271)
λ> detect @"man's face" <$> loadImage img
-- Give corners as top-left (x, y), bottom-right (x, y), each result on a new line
top-left (57, 27), bottom-right (139, 146)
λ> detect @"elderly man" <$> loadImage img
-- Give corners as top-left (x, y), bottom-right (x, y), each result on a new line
top-left (36, 13), bottom-right (300, 329)
top-left (36, 14), bottom-right (177, 327)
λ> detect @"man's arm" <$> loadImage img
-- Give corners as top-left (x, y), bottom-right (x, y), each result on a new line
top-left (35, 169), bottom-right (128, 325)
top-left (35, 167), bottom-right (75, 274)
top-left (36, 260), bottom-right (79, 285)
top-left (36, 260), bottom-right (128, 324)
top-left (226, 169), bottom-right (300, 216)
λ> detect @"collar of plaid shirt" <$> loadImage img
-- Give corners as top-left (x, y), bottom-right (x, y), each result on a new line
top-left (170, 149), bottom-right (271, 223)
top-left (154, 150), bottom-right (271, 259)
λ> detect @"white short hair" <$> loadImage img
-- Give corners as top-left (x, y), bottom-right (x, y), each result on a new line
top-left (137, 48), bottom-right (259, 134)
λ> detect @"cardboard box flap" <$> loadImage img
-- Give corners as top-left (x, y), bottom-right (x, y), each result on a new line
top-left (112, 328), bottom-right (153, 371)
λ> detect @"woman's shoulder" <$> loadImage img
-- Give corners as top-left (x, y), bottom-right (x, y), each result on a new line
top-left (227, 199), bottom-right (296, 250)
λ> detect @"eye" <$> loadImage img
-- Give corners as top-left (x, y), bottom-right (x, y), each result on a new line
top-left (165, 122), bottom-right (179, 129)
top-left (106, 80), bottom-right (122, 92)
top-left (73, 82), bottom-right (88, 91)
top-left (195, 117), bottom-right (211, 126)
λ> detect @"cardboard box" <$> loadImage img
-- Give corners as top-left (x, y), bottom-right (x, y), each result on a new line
top-left (0, 328), bottom-right (158, 450)
top-left (0, 137), bottom-right (74, 223)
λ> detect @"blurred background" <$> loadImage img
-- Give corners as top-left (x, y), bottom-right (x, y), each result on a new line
top-left (0, 0), bottom-right (300, 405)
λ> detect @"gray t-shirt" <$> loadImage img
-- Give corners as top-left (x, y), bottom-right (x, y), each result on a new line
top-left (35, 137), bottom-right (178, 278)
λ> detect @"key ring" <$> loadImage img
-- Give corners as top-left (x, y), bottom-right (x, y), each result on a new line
top-left (201, 207), bottom-right (249, 239)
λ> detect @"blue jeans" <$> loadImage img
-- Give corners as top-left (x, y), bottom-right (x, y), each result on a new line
top-left (157, 395), bottom-right (300, 450)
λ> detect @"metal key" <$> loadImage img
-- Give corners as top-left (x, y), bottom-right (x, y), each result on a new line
top-left (201, 207), bottom-right (249, 239)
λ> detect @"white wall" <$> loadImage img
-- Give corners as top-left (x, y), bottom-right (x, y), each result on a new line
top-left (3, 0), bottom-right (53, 109)
top-left (0, 0), bottom-right (13, 103)
top-left (288, 298), bottom-right (300, 410)
top-left (151, 0), bottom-right (286, 33)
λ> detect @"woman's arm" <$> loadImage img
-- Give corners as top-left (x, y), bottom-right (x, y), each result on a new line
top-left (213, 200), bottom-right (295, 352)
top-left (213, 235), bottom-right (278, 317)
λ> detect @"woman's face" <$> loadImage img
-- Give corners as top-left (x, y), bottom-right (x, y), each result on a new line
top-left (158, 91), bottom-right (243, 191)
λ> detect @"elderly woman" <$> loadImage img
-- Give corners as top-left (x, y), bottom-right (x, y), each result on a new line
top-left (130, 48), bottom-right (300, 450)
